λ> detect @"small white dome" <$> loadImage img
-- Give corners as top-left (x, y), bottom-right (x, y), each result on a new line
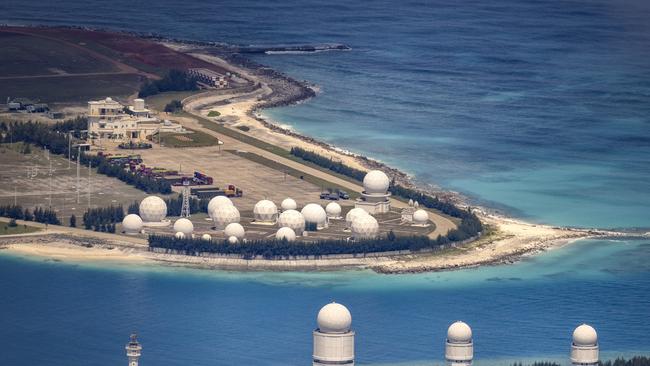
top-left (363, 170), bottom-right (390, 195)
top-left (345, 208), bottom-right (369, 227)
top-left (139, 196), bottom-right (167, 222)
top-left (173, 218), bottom-right (194, 235)
top-left (325, 202), bottom-right (342, 218)
top-left (275, 227), bottom-right (296, 242)
top-left (208, 196), bottom-right (233, 218)
top-left (301, 203), bottom-right (327, 229)
top-left (281, 198), bottom-right (297, 211)
top-left (174, 232), bottom-right (185, 239)
top-left (224, 222), bottom-right (245, 240)
top-left (278, 209), bottom-right (305, 235)
top-left (573, 324), bottom-right (598, 346)
top-left (317, 302), bottom-right (352, 334)
top-left (351, 214), bottom-right (379, 240)
top-left (227, 236), bottom-right (239, 244)
top-left (212, 204), bottom-right (240, 229)
top-left (408, 199), bottom-right (414, 206)
top-left (201, 233), bottom-right (212, 241)
top-left (413, 209), bottom-right (429, 224)
top-left (254, 199), bottom-right (278, 222)
top-left (447, 321), bottom-right (472, 343)
top-left (122, 214), bottom-right (143, 234)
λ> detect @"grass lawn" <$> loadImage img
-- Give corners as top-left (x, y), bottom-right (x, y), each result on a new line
top-left (157, 128), bottom-right (220, 148)
top-left (0, 221), bottom-right (41, 235)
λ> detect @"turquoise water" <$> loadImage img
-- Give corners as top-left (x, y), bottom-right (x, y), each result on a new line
top-left (1, 238), bottom-right (650, 365)
top-left (1, 0), bottom-right (650, 364)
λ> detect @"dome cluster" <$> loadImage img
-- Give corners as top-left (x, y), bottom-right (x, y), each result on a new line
top-left (211, 204), bottom-right (240, 230)
top-left (317, 302), bottom-right (352, 334)
top-left (351, 214), bottom-right (379, 240)
top-left (278, 209), bottom-right (305, 235)
top-left (207, 196), bottom-right (233, 219)
top-left (301, 203), bottom-right (328, 229)
top-left (345, 208), bottom-right (368, 228)
top-left (254, 200), bottom-right (278, 223)
top-left (139, 196), bottom-right (167, 222)
top-left (363, 170), bottom-right (390, 195)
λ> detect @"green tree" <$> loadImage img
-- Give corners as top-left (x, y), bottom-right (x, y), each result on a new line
top-left (69, 214), bottom-right (76, 228)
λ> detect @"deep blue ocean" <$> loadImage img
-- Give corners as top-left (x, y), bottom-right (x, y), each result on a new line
top-left (1, 0), bottom-right (649, 365)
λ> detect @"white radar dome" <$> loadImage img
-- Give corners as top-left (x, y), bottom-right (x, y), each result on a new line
top-left (139, 196), bottom-right (167, 222)
top-left (281, 198), bottom-right (297, 211)
top-left (174, 231), bottom-right (185, 239)
top-left (447, 321), bottom-right (472, 344)
top-left (208, 196), bottom-right (233, 218)
top-left (573, 324), bottom-right (598, 346)
top-left (253, 199), bottom-right (278, 222)
top-left (224, 222), bottom-right (245, 240)
top-left (413, 209), bottom-right (429, 225)
top-left (201, 234), bottom-right (212, 241)
top-left (301, 203), bottom-right (327, 229)
top-left (278, 209), bottom-right (305, 235)
top-left (275, 227), bottom-right (296, 242)
top-left (212, 204), bottom-right (240, 230)
top-left (351, 214), bottom-right (379, 240)
top-left (227, 236), bottom-right (239, 244)
top-left (345, 207), bottom-right (369, 228)
top-left (173, 218), bottom-right (194, 236)
top-left (122, 214), bottom-right (143, 234)
top-left (317, 302), bottom-right (352, 334)
top-left (363, 170), bottom-right (390, 195)
top-left (325, 202), bottom-right (342, 218)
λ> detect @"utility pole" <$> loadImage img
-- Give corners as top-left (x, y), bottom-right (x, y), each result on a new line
top-left (88, 160), bottom-right (91, 209)
top-left (68, 132), bottom-right (71, 169)
top-left (48, 150), bottom-right (52, 209)
top-left (180, 180), bottom-right (191, 218)
top-left (76, 146), bottom-right (81, 204)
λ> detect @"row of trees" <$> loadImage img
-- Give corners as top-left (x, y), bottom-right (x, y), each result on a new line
top-left (511, 358), bottom-right (650, 366)
top-left (164, 100), bottom-right (183, 113)
top-left (290, 147), bottom-right (367, 181)
top-left (138, 69), bottom-right (198, 98)
top-left (3, 121), bottom-right (171, 194)
top-left (82, 205), bottom-right (125, 231)
top-left (148, 231), bottom-right (453, 259)
top-left (0, 204), bottom-right (60, 225)
top-left (289, 147), bottom-right (483, 242)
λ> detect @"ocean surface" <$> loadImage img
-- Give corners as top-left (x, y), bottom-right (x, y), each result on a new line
top-left (1, 0), bottom-right (650, 365)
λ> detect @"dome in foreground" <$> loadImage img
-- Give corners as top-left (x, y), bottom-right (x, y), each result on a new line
top-left (301, 204), bottom-right (327, 227)
top-left (317, 302), bottom-right (352, 334)
top-left (227, 236), bottom-right (239, 244)
top-left (351, 214), bottom-right (379, 239)
top-left (173, 218), bottom-right (194, 236)
top-left (224, 222), bottom-right (245, 240)
top-left (122, 214), bottom-right (143, 234)
top-left (212, 204), bottom-right (240, 229)
top-left (363, 170), bottom-right (390, 195)
top-left (413, 209), bottom-right (429, 224)
top-left (254, 199), bottom-right (278, 222)
top-left (447, 321), bottom-right (472, 343)
top-left (573, 324), bottom-right (597, 346)
top-left (345, 208), bottom-right (368, 226)
top-left (208, 196), bottom-right (233, 217)
top-left (201, 234), bottom-right (212, 241)
top-left (276, 227), bottom-right (296, 242)
top-left (278, 209), bottom-right (305, 235)
top-left (174, 231), bottom-right (185, 239)
top-left (325, 202), bottom-right (342, 218)
top-left (139, 196), bottom-right (167, 222)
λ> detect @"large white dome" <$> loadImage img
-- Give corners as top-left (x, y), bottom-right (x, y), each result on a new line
top-left (317, 302), bottom-right (352, 334)
top-left (278, 209), bottom-right (305, 235)
top-left (363, 170), bottom-right (390, 195)
top-left (281, 198), bottom-right (297, 211)
top-left (301, 203), bottom-right (328, 229)
top-left (208, 196), bottom-right (233, 218)
top-left (224, 222), bottom-right (245, 240)
top-left (139, 196), bottom-right (167, 222)
top-left (351, 214), bottom-right (379, 239)
top-left (413, 209), bottom-right (429, 224)
top-left (254, 199), bottom-right (278, 222)
top-left (573, 324), bottom-right (597, 346)
top-left (173, 218), bottom-right (194, 236)
top-left (212, 204), bottom-right (240, 230)
top-left (275, 227), bottom-right (296, 242)
top-left (122, 214), bottom-right (143, 234)
top-left (325, 202), bottom-right (342, 218)
top-left (447, 321), bottom-right (472, 344)
top-left (345, 207), bottom-right (369, 227)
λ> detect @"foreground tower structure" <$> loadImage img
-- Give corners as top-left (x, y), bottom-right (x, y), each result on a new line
top-left (445, 321), bottom-right (473, 366)
top-left (313, 302), bottom-right (355, 366)
top-left (125, 333), bottom-right (142, 366)
top-left (571, 324), bottom-right (599, 366)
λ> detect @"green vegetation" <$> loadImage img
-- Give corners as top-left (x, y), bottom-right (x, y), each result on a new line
top-left (82, 205), bottom-right (124, 232)
top-left (164, 99), bottom-right (183, 113)
top-left (207, 111), bottom-right (221, 117)
top-left (149, 232), bottom-right (452, 259)
top-left (144, 91), bottom-right (201, 112)
top-left (0, 204), bottom-right (60, 225)
top-left (0, 221), bottom-right (40, 235)
top-left (157, 129), bottom-right (220, 148)
top-left (138, 69), bottom-right (198, 98)
top-left (235, 125), bottom-right (250, 132)
top-left (118, 141), bottom-right (152, 149)
top-left (69, 214), bottom-right (77, 228)
top-left (163, 196), bottom-right (209, 216)
top-left (291, 147), bottom-right (366, 181)
top-left (3, 120), bottom-right (172, 194)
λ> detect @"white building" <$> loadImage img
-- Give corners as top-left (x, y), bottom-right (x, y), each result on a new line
top-left (188, 68), bottom-right (229, 89)
top-left (87, 97), bottom-right (184, 142)
top-left (355, 170), bottom-right (391, 215)
top-left (125, 334), bottom-right (142, 366)
top-left (445, 321), bottom-right (473, 366)
top-left (571, 324), bottom-right (599, 366)
top-left (313, 302), bottom-right (355, 366)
